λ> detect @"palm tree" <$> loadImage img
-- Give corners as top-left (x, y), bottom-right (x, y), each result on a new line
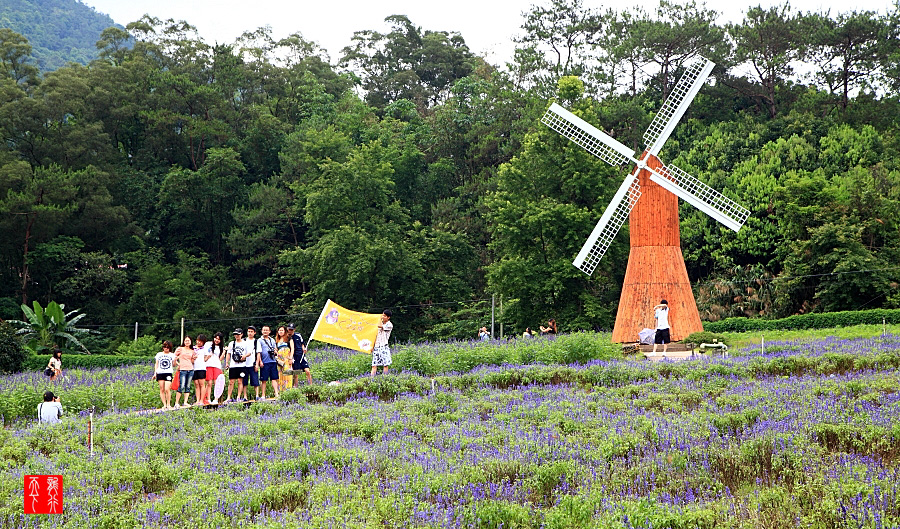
top-left (8, 301), bottom-right (96, 354)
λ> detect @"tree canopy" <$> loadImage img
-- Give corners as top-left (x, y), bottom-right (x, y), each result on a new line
top-left (1, 2), bottom-right (899, 350)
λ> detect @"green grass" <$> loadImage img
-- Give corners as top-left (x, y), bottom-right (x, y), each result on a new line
top-left (721, 323), bottom-right (900, 350)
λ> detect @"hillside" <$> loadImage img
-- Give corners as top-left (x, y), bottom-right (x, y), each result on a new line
top-left (0, 0), bottom-right (118, 71)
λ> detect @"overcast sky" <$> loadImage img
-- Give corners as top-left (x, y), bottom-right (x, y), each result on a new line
top-left (79, 0), bottom-right (894, 65)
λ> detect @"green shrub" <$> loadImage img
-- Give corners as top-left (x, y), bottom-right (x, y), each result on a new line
top-left (0, 321), bottom-right (27, 374)
top-left (113, 335), bottom-right (161, 356)
top-left (23, 354), bottom-right (152, 371)
top-left (462, 500), bottom-right (535, 529)
top-left (683, 331), bottom-right (729, 346)
top-left (0, 297), bottom-right (20, 320)
top-left (705, 308), bottom-right (900, 333)
top-left (555, 332), bottom-right (621, 364)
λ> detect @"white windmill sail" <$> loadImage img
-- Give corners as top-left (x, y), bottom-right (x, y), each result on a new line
top-left (542, 103), bottom-right (635, 166)
top-left (643, 59), bottom-right (715, 156)
top-left (573, 174), bottom-right (641, 274)
top-left (646, 163), bottom-right (749, 232)
top-left (541, 103), bottom-right (643, 273)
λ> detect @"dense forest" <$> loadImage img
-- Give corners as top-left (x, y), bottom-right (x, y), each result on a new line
top-left (1, 0), bottom-right (899, 351)
top-left (0, 0), bottom-right (115, 71)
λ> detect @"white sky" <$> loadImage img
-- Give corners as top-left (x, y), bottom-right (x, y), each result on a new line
top-left (79, 0), bottom-right (894, 66)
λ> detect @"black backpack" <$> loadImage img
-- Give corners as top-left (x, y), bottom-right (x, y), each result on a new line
top-left (230, 342), bottom-right (244, 363)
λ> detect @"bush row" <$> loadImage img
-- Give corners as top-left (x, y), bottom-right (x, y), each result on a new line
top-left (5, 344), bottom-right (898, 425)
top-left (23, 354), bottom-right (152, 371)
top-left (282, 349), bottom-right (900, 409)
top-left (313, 332), bottom-right (622, 382)
top-left (704, 308), bottom-right (900, 333)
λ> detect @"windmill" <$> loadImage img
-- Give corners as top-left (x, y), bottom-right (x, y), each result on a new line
top-left (541, 57), bottom-right (750, 342)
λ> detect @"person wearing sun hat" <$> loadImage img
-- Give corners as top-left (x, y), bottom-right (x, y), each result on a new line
top-left (224, 328), bottom-right (249, 403)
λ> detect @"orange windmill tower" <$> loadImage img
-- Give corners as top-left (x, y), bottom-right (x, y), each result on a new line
top-left (542, 58), bottom-right (750, 342)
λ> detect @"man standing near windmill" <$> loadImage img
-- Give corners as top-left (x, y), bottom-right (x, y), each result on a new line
top-left (651, 300), bottom-right (670, 355)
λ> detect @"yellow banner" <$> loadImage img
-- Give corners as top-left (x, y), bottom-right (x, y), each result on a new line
top-left (309, 299), bottom-right (381, 353)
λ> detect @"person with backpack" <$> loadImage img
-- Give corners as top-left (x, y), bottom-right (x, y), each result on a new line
top-left (256, 325), bottom-right (279, 400)
top-left (45, 349), bottom-right (62, 381)
top-left (154, 340), bottom-right (176, 409)
top-left (38, 391), bottom-right (63, 424)
top-left (224, 329), bottom-right (249, 403)
top-left (287, 323), bottom-right (311, 385)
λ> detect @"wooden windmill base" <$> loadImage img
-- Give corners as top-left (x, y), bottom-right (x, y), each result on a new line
top-left (611, 244), bottom-right (704, 343)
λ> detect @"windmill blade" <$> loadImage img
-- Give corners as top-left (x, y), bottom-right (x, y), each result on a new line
top-left (646, 163), bottom-right (750, 233)
top-left (573, 174), bottom-right (641, 275)
top-left (542, 103), bottom-right (635, 166)
top-left (643, 58), bottom-right (715, 156)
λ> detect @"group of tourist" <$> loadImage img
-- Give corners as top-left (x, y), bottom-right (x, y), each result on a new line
top-left (152, 310), bottom-right (395, 410)
top-left (477, 319), bottom-right (558, 340)
top-left (153, 323), bottom-right (311, 409)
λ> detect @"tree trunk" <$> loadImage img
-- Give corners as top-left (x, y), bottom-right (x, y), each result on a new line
top-left (21, 212), bottom-right (35, 306)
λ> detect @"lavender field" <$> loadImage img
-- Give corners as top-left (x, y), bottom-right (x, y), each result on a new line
top-left (2, 332), bottom-right (899, 528)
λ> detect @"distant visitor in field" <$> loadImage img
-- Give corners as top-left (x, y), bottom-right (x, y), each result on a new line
top-left (45, 349), bottom-right (62, 380)
top-left (205, 333), bottom-right (226, 405)
top-left (371, 310), bottom-right (394, 378)
top-left (154, 340), bottom-right (175, 409)
top-left (522, 327), bottom-right (535, 339)
top-left (652, 300), bottom-right (671, 355)
top-left (225, 328), bottom-right (249, 402)
top-left (540, 319), bottom-right (557, 336)
top-left (38, 391), bottom-right (63, 424)
top-left (479, 326), bottom-right (490, 341)
top-left (257, 325), bottom-right (280, 400)
top-left (191, 334), bottom-right (209, 406)
top-left (174, 336), bottom-right (197, 408)
top-left (288, 323), bottom-right (312, 385)
top-left (275, 326), bottom-right (293, 391)
top-left (244, 326), bottom-right (261, 400)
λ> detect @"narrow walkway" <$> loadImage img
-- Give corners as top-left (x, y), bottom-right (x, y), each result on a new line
top-left (131, 397), bottom-right (282, 416)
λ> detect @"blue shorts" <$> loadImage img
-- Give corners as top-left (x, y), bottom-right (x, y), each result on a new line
top-left (178, 370), bottom-right (194, 392)
top-left (248, 368), bottom-right (260, 387)
top-left (259, 363), bottom-right (279, 381)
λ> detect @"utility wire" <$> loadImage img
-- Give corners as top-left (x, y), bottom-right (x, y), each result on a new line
top-left (695, 266), bottom-right (900, 288)
top-left (76, 298), bottom-right (496, 330)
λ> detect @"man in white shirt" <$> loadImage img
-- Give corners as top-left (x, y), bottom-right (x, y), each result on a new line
top-left (651, 299), bottom-right (671, 355)
top-left (38, 391), bottom-right (63, 424)
top-left (243, 326), bottom-right (260, 400)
